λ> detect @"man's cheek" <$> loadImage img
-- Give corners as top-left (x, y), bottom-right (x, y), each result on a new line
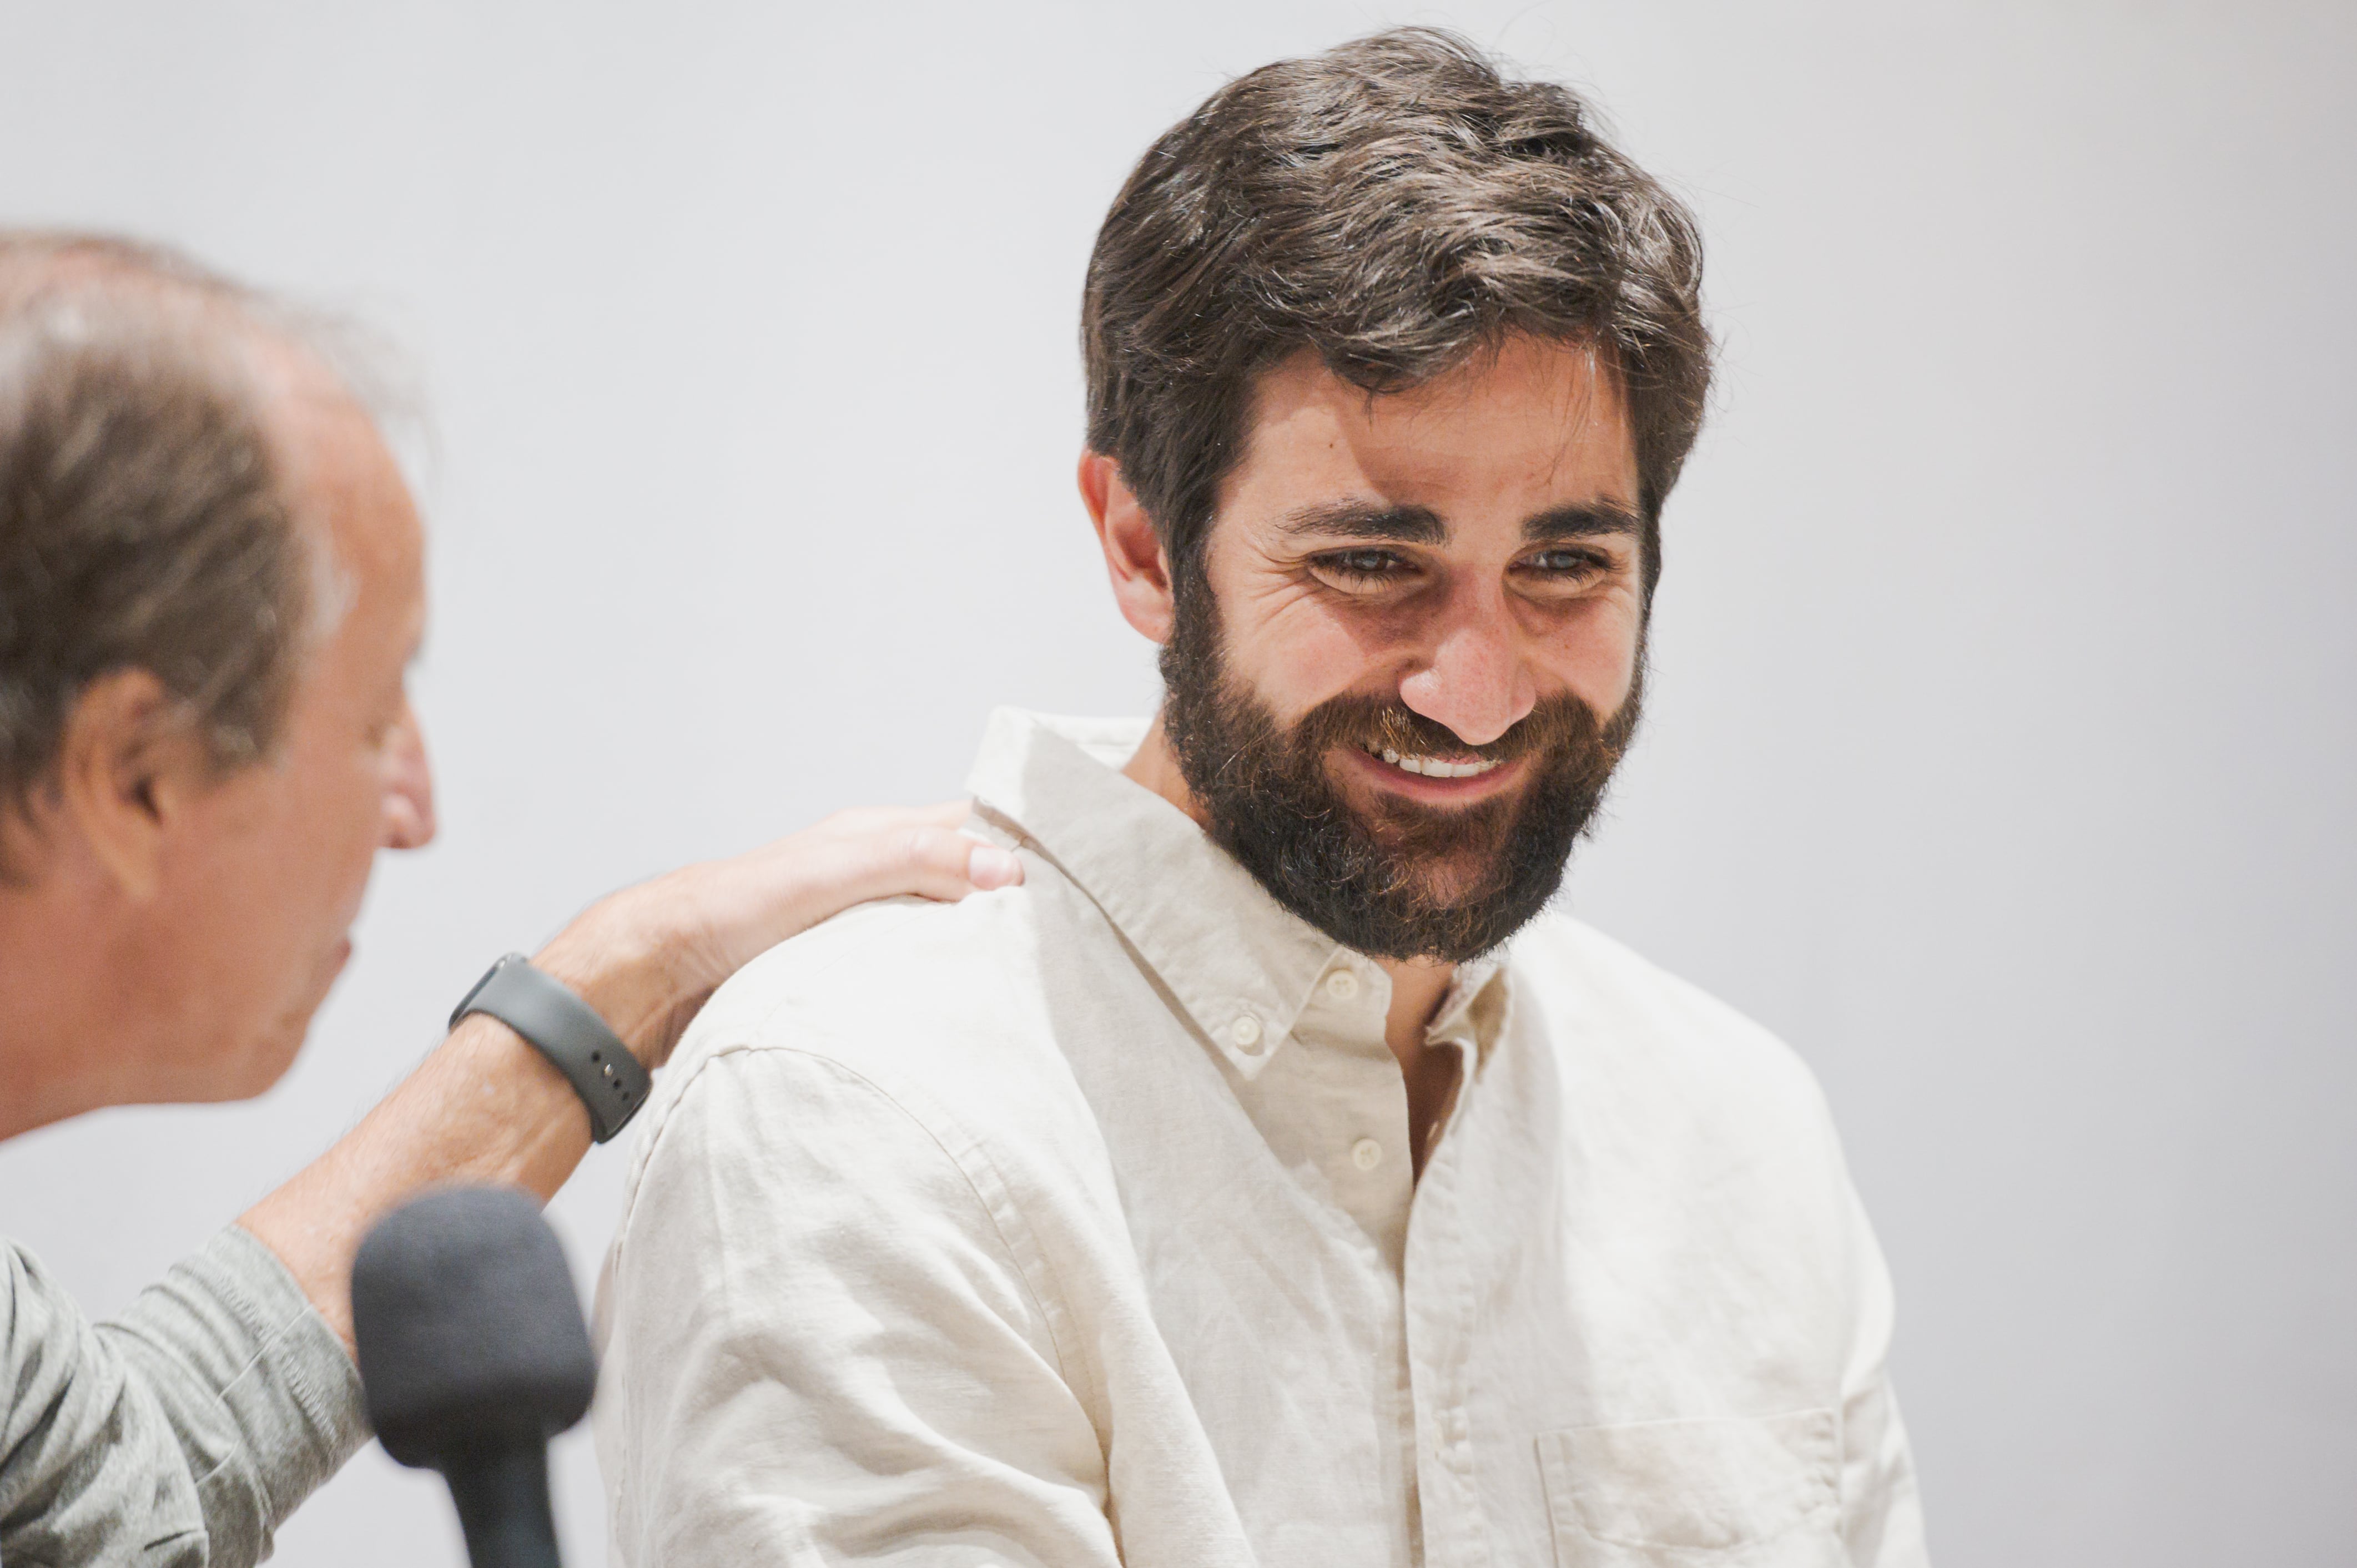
top-left (1558, 613), bottom-right (1644, 712)
top-left (1242, 607), bottom-right (1387, 709)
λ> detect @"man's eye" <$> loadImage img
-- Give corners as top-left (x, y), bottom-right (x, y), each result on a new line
top-left (1530, 549), bottom-right (1593, 572)
top-left (1520, 547), bottom-right (1612, 581)
top-left (1315, 548), bottom-right (1412, 583)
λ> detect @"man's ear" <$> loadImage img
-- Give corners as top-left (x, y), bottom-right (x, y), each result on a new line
top-left (1079, 451), bottom-right (1175, 645)
top-left (56, 669), bottom-right (215, 902)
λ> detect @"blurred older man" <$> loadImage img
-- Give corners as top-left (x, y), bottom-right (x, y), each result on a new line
top-left (0, 232), bottom-right (1019, 1565)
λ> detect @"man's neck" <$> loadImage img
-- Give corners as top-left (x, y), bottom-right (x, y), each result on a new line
top-left (0, 871), bottom-right (150, 1141)
top-left (1122, 713), bottom-right (1460, 1071)
top-left (1119, 712), bottom-right (1198, 824)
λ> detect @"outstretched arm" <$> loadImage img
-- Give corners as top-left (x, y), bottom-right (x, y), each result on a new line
top-left (3, 803), bottom-right (1021, 1568)
top-left (242, 800), bottom-right (1021, 1349)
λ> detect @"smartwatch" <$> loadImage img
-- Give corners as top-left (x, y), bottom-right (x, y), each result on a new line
top-left (451, 954), bottom-right (651, 1143)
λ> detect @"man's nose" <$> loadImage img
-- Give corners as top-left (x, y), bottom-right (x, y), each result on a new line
top-left (381, 704), bottom-right (437, 851)
top-left (1397, 602), bottom-right (1538, 749)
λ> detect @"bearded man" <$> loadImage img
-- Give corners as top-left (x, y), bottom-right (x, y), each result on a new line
top-left (598, 29), bottom-right (1928, 1568)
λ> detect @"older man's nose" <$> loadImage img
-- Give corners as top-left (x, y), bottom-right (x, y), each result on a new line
top-left (1397, 609), bottom-right (1538, 749)
top-left (381, 706), bottom-right (437, 851)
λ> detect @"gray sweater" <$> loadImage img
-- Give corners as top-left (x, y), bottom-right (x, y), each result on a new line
top-left (0, 1227), bottom-right (367, 1566)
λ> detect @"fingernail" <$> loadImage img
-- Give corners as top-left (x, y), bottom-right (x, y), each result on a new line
top-left (968, 845), bottom-right (1023, 889)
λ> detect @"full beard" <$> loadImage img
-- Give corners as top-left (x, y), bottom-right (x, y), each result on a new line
top-left (1160, 573), bottom-right (1642, 964)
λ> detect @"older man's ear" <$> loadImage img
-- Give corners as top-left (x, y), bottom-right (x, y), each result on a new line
top-left (1079, 452), bottom-right (1175, 646)
top-left (53, 668), bottom-right (212, 903)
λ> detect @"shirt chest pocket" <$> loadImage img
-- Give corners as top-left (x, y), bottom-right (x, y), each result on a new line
top-left (1534, 1410), bottom-right (1845, 1568)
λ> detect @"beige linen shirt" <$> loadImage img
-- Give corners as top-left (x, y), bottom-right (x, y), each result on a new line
top-left (596, 709), bottom-right (1928, 1568)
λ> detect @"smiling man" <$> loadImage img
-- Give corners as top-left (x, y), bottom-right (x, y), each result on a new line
top-left (599, 29), bottom-right (1928, 1568)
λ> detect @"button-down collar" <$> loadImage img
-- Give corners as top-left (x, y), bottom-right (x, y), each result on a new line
top-left (966, 708), bottom-right (1509, 1079)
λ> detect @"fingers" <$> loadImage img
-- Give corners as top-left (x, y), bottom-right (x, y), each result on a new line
top-left (860, 823), bottom-right (1023, 904)
top-left (968, 841), bottom-right (1024, 890)
top-left (538, 803), bottom-right (1026, 1068)
top-left (754, 802), bottom-right (1022, 929)
top-left (817, 800), bottom-right (1022, 900)
top-left (914, 797), bottom-right (980, 830)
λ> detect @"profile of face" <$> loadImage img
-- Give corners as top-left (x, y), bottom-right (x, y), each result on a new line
top-left (1094, 335), bottom-right (1645, 962)
top-left (144, 361), bottom-right (436, 1100)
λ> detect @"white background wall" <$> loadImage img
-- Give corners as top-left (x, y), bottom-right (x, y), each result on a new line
top-left (3, 2), bottom-right (2351, 1563)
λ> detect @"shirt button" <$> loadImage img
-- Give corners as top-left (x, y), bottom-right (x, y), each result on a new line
top-left (1323, 968), bottom-right (1360, 1002)
top-left (1230, 1013), bottom-right (1263, 1051)
top-left (1350, 1137), bottom-right (1383, 1171)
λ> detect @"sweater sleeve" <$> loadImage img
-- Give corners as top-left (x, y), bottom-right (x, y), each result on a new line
top-left (0, 1225), bottom-right (368, 1566)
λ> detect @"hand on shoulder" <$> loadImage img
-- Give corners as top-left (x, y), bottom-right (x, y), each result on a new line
top-left (535, 800), bottom-right (1024, 1071)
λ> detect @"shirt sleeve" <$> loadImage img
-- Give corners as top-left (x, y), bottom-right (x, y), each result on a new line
top-left (599, 1044), bottom-right (1121, 1568)
top-left (0, 1224), bottom-right (368, 1567)
top-left (1837, 1181), bottom-right (1932, 1567)
top-left (1841, 1374), bottom-right (1930, 1566)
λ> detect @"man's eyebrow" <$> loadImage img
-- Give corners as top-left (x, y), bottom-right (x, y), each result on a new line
top-left (1275, 500), bottom-right (1448, 544)
top-left (1522, 503), bottom-right (1643, 543)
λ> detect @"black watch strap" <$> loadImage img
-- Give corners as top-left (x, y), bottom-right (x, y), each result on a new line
top-left (451, 954), bottom-right (651, 1143)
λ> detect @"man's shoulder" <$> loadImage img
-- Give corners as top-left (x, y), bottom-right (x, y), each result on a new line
top-left (615, 880), bottom-right (1137, 1289)
top-left (638, 880), bottom-right (1105, 1179)
top-left (689, 886), bottom-right (1031, 1048)
top-left (1507, 911), bottom-right (1836, 1132)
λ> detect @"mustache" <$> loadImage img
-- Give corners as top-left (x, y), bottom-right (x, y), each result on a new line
top-left (1286, 690), bottom-right (1626, 769)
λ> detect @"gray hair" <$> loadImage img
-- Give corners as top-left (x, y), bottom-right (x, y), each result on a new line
top-left (0, 233), bottom-right (315, 860)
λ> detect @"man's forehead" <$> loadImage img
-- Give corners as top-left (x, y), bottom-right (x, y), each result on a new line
top-left (250, 342), bottom-right (423, 637)
top-left (249, 342), bottom-right (406, 517)
top-left (1232, 337), bottom-right (1640, 522)
top-left (1272, 332), bottom-right (1620, 417)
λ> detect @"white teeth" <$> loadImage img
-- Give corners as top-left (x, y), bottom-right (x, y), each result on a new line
top-left (1362, 744), bottom-right (1500, 780)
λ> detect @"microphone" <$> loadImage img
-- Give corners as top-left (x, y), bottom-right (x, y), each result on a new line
top-left (351, 1186), bottom-right (597, 1568)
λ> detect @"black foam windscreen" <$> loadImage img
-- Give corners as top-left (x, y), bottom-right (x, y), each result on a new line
top-left (351, 1185), bottom-right (597, 1471)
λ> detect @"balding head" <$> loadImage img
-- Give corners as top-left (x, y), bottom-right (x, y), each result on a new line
top-left (0, 232), bottom-right (368, 863)
top-left (0, 233), bottom-right (434, 1128)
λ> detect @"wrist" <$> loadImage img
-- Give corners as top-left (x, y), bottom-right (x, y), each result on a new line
top-left (530, 906), bottom-right (684, 1068)
top-left (453, 953), bottom-right (653, 1143)
top-left (399, 1015), bottom-right (596, 1200)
